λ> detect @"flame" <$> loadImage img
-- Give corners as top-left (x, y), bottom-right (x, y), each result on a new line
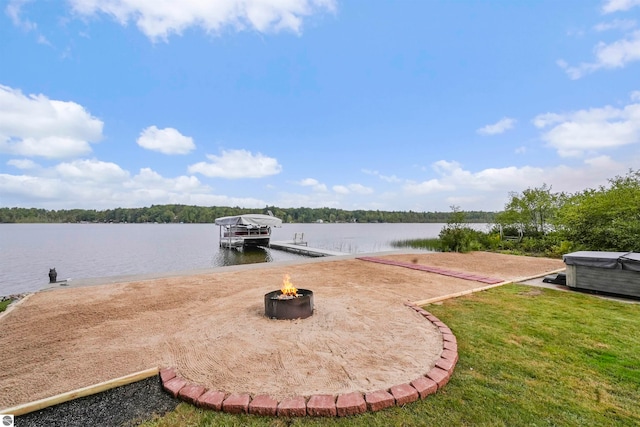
top-left (281, 274), bottom-right (298, 297)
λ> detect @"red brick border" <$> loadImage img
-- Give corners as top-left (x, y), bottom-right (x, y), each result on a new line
top-left (160, 302), bottom-right (457, 417)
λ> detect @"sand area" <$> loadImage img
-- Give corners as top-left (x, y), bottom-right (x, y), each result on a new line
top-left (0, 251), bottom-right (564, 409)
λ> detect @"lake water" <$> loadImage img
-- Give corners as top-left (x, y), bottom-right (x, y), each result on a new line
top-left (0, 222), bottom-right (490, 295)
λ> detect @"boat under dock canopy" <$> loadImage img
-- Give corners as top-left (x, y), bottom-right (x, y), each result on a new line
top-left (215, 214), bottom-right (282, 248)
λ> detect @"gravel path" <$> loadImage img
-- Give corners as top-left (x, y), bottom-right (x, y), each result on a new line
top-left (15, 376), bottom-right (178, 427)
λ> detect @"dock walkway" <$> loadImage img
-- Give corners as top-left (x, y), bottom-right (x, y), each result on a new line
top-left (269, 241), bottom-right (348, 257)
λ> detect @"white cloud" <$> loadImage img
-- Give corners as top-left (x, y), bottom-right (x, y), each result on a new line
top-left (559, 30), bottom-right (640, 79)
top-left (121, 167), bottom-right (266, 207)
top-left (532, 112), bottom-right (564, 128)
top-left (403, 178), bottom-right (455, 195)
top-left (7, 158), bottom-right (38, 169)
top-left (432, 160), bottom-right (548, 192)
top-left (533, 99), bottom-right (640, 157)
top-left (36, 34), bottom-right (52, 45)
top-left (592, 30), bottom-right (640, 67)
top-left (396, 155), bottom-right (633, 211)
top-left (602, 0), bottom-right (640, 13)
top-left (583, 154), bottom-right (620, 169)
top-left (476, 117), bottom-right (516, 135)
top-left (347, 183), bottom-right (373, 194)
top-left (273, 191), bottom-right (341, 209)
top-left (432, 159), bottom-right (462, 175)
top-left (298, 177), bottom-right (328, 192)
top-left (362, 169), bottom-right (402, 183)
top-left (332, 184), bottom-right (349, 195)
top-left (136, 126), bottom-right (195, 155)
top-left (6, 0), bottom-right (37, 31)
top-left (68, 0), bottom-right (337, 41)
top-left (127, 168), bottom-right (207, 194)
top-left (274, 181), bottom-right (373, 209)
top-left (188, 149), bottom-right (282, 178)
top-left (6, 0), bottom-right (56, 47)
top-left (0, 84), bottom-right (103, 159)
top-left (2, 153), bottom-right (635, 211)
top-left (470, 166), bottom-right (546, 191)
top-left (594, 19), bottom-right (637, 32)
top-left (631, 90), bottom-right (640, 101)
top-left (403, 160), bottom-right (545, 200)
top-left (300, 178), bottom-right (319, 186)
top-left (332, 183), bottom-right (373, 195)
top-left (55, 159), bottom-right (130, 183)
top-left (0, 159), bottom-right (272, 209)
top-left (446, 195), bottom-right (485, 207)
top-left (0, 173), bottom-right (65, 202)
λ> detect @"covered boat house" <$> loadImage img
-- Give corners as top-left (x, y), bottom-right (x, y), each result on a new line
top-left (215, 214), bottom-right (282, 248)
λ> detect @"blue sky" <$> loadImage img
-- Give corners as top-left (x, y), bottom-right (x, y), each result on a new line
top-left (1, 0), bottom-right (639, 212)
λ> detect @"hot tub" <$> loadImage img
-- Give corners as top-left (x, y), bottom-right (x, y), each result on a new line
top-left (563, 251), bottom-right (640, 299)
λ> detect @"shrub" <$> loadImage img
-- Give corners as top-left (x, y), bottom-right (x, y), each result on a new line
top-left (439, 226), bottom-right (476, 252)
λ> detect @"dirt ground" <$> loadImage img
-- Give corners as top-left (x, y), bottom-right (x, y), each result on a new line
top-left (0, 251), bottom-right (564, 409)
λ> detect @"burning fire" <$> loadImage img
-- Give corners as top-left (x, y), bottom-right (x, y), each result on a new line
top-left (280, 274), bottom-right (298, 297)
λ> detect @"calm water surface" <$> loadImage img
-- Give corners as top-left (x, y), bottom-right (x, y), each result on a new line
top-left (0, 223), bottom-right (489, 295)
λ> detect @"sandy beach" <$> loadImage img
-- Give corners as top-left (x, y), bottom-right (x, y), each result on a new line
top-left (0, 251), bottom-right (564, 409)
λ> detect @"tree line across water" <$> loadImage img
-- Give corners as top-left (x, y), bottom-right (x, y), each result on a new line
top-left (0, 205), bottom-right (496, 225)
top-left (3, 169), bottom-right (638, 256)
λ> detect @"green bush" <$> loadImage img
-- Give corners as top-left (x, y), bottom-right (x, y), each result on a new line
top-left (439, 226), bottom-right (476, 252)
top-left (546, 239), bottom-right (576, 258)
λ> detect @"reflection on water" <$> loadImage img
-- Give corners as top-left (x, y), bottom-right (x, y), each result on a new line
top-left (212, 246), bottom-right (274, 266)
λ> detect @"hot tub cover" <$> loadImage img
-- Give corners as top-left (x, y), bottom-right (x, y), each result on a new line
top-left (620, 252), bottom-right (640, 272)
top-left (563, 251), bottom-right (629, 269)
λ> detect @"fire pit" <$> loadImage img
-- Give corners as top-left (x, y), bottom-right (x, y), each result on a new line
top-left (264, 275), bottom-right (314, 320)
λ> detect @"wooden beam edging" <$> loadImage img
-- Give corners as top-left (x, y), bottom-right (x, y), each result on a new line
top-left (0, 367), bottom-right (160, 416)
top-left (411, 267), bottom-right (567, 306)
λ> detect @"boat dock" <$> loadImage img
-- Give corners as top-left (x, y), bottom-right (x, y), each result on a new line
top-left (269, 241), bottom-right (348, 257)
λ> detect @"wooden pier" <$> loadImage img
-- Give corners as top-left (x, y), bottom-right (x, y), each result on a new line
top-left (269, 241), bottom-right (348, 257)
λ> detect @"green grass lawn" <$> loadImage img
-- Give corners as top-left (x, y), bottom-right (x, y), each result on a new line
top-left (141, 285), bottom-right (640, 427)
top-left (0, 299), bottom-right (12, 313)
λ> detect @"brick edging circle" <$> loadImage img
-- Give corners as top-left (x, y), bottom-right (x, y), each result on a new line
top-left (160, 302), bottom-right (458, 417)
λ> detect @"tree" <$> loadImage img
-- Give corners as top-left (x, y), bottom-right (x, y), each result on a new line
top-left (496, 184), bottom-right (558, 236)
top-left (555, 170), bottom-right (640, 251)
top-left (439, 206), bottom-right (474, 252)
